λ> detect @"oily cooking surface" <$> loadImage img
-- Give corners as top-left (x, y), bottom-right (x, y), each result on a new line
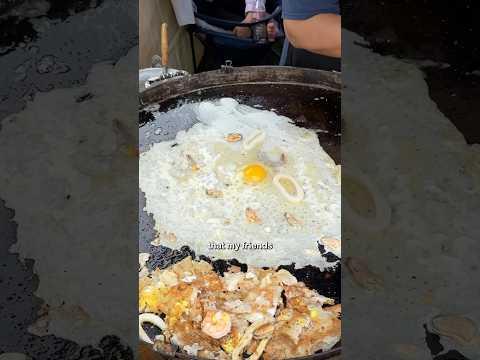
top-left (140, 83), bottom-right (340, 163)
top-left (139, 98), bottom-right (341, 269)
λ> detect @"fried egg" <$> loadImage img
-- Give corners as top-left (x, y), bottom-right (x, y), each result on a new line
top-left (139, 98), bottom-right (340, 268)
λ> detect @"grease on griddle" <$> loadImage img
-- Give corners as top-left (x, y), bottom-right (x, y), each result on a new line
top-left (318, 243), bottom-right (341, 263)
top-left (434, 350), bottom-right (471, 360)
top-left (423, 324), bottom-right (472, 360)
top-left (198, 255), bottom-right (248, 276)
top-left (146, 245), bottom-right (196, 272)
top-left (424, 323), bottom-right (444, 356)
top-left (76, 92), bottom-right (94, 103)
top-left (277, 263), bottom-right (340, 303)
top-left (139, 110), bottom-right (155, 126)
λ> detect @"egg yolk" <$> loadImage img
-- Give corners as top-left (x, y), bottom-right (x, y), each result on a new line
top-left (139, 286), bottom-right (162, 311)
top-left (243, 164), bottom-right (267, 184)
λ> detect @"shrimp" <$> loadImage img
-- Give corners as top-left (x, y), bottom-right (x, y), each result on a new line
top-left (201, 310), bottom-right (232, 339)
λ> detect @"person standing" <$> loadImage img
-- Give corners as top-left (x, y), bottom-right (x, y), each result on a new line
top-left (281, 0), bottom-right (341, 71)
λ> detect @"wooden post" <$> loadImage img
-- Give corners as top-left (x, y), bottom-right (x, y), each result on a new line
top-left (161, 23), bottom-right (168, 67)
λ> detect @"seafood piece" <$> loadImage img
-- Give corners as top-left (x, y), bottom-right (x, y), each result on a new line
top-left (201, 310), bottom-right (232, 339)
top-left (284, 212), bottom-right (302, 227)
top-left (225, 133), bottom-right (243, 142)
top-left (139, 313), bottom-right (166, 344)
top-left (232, 320), bottom-right (271, 360)
top-left (246, 337), bottom-right (271, 360)
top-left (273, 174), bottom-right (305, 202)
top-left (245, 340), bottom-right (259, 356)
top-left (245, 207), bottom-right (262, 224)
top-left (243, 129), bottom-right (266, 151)
top-left (206, 189), bottom-right (223, 198)
top-left (430, 314), bottom-right (477, 343)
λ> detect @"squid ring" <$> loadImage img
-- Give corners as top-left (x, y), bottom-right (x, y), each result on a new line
top-left (139, 313), bottom-right (166, 344)
top-left (273, 174), bottom-right (305, 202)
top-left (246, 337), bottom-right (271, 360)
top-left (232, 319), bottom-right (270, 360)
top-left (243, 129), bottom-right (266, 151)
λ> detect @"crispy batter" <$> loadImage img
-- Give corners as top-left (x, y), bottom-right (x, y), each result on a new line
top-left (139, 258), bottom-right (340, 359)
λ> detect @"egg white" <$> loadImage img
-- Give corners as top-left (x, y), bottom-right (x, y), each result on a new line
top-left (139, 98), bottom-right (340, 268)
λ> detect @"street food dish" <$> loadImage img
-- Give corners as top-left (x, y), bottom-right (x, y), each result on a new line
top-left (139, 257), bottom-right (341, 359)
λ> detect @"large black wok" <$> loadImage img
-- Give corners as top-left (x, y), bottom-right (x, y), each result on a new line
top-left (138, 66), bottom-right (341, 360)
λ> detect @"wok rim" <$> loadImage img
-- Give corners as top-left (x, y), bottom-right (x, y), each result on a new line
top-left (144, 343), bottom-right (341, 360)
top-left (139, 66), bottom-right (341, 109)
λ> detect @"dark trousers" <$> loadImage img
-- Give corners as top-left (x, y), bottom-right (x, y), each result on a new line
top-left (286, 43), bottom-right (341, 71)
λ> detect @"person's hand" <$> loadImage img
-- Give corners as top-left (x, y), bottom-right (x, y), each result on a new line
top-left (233, 12), bottom-right (280, 42)
top-left (233, 12), bottom-right (256, 38)
top-left (266, 19), bottom-right (279, 42)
